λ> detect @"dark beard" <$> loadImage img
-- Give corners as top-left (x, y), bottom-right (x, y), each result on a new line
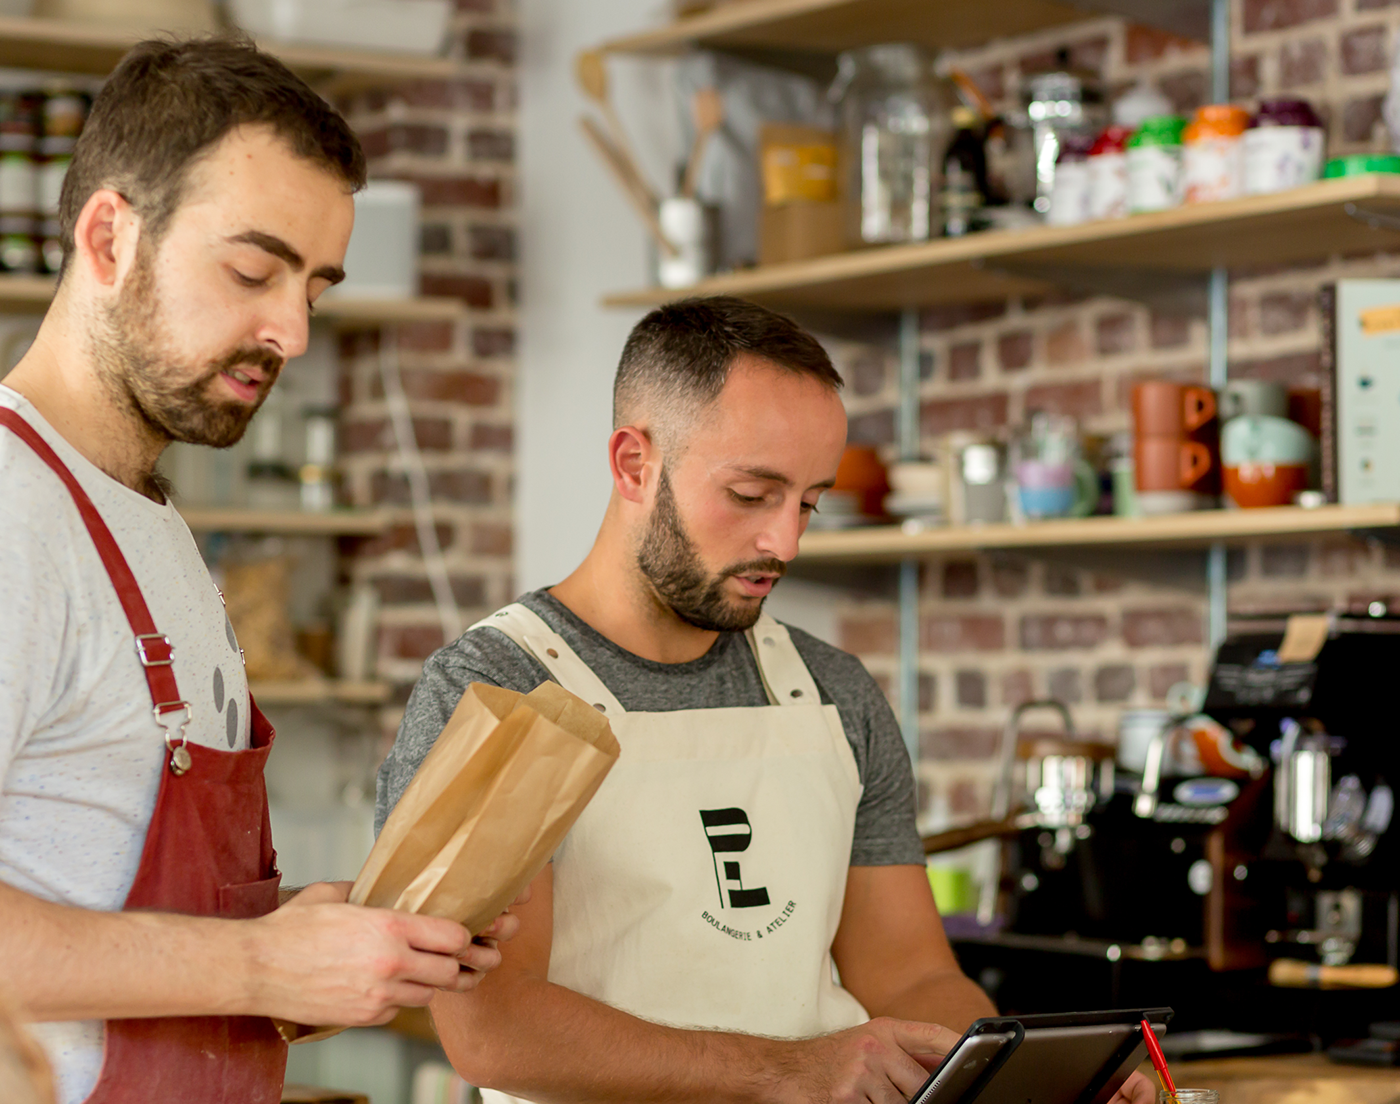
top-left (97, 246), bottom-right (284, 449)
top-left (636, 467), bottom-right (786, 633)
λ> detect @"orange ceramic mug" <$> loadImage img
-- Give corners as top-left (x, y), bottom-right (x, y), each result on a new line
top-left (1135, 436), bottom-right (1214, 492)
top-left (1132, 381), bottom-right (1217, 438)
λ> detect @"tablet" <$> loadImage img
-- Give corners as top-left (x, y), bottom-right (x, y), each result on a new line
top-left (910, 1008), bottom-right (1173, 1104)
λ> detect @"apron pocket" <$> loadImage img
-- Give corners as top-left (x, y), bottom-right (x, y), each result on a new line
top-left (217, 874), bottom-right (282, 919)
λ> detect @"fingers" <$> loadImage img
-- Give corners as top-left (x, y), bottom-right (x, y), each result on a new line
top-left (456, 939), bottom-right (503, 976)
top-left (883, 1046), bottom-right (938, 1100)
top-left (512, 883), bottom-right (533, 906)
top-left (281, 881), bottom-right (349, 907)
top-left (395, 912), bottom-right (470, 956)
top-left (888, 1019), bottom-right (965, 1060)
top-left (480, 910), bottom-right (522, 942)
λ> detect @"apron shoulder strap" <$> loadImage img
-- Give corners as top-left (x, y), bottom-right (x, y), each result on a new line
top-left (0, 409), bottom-right (192, 750)
top-left (745, 614), bottom-right (821, 707)
top-left (472, 603), bottom-right (626, 719)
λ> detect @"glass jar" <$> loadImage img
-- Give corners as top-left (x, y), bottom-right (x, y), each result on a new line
top-left (1183, 104), bottom-right (1249, 204)
top-left (1022, 62), bottom-right (1107, 215)
top-left (1243, 98), bottom-right (1325, 195)
top-left (1127, 115), bottom-right (1187, 213)
top-left (1088, 124), bottom-right (1132, 220)
top-left (1047, 134), bottom-right (1093, 226)
top-left (830, 44), bottom-right (955, 245)
top-left (1160, 1092), bottom-right (1219, 1104)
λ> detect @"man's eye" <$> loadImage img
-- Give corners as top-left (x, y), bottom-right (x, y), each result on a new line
top-left (800, 500), bottom-right (820, 514)
top-left (729, 490), bottom-right (764, 505)
top-left (233, 270), bottom-right (268, 288)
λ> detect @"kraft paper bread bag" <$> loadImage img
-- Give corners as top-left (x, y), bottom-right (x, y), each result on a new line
top-left (276, 680), bottom-right (619, 1043)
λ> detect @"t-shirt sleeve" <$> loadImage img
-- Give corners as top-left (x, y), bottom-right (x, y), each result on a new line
top-left (0, 514), bottom-right (69, 779)
top-left (793, 630), bottom-right (924, 867)
top-left (374, 627), bottom-right (552, 835)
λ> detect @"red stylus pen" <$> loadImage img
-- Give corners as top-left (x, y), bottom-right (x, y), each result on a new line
top-left (1140, 1019), bottom-right (1177, 1102)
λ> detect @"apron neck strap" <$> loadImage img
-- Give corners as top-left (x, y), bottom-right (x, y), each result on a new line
top-left (0, 409), bottom-right (187, 722)
top-left (473, 603), bottom-right (626, 719)
top-left (744, 614), bottom-right (821, 707)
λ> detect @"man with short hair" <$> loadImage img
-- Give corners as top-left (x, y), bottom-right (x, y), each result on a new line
top-left (0, 37), bottom-right (513, 1104)
top-left (382, 297), bottom-right (998, 1104)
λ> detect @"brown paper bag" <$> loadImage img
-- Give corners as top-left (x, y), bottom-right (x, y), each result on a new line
top-left (277, 680), bottom-right (619, 1043)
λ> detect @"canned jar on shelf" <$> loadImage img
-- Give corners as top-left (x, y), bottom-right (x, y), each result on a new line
top-left (1087, 124), bottom-right (1132, 220)
top-left (1243, 98), bottom-right (1325, 195)
top-left (1126, 115), bottom-right (1186, 213)
top-left (1183, 104), bottom-right (1249, 204)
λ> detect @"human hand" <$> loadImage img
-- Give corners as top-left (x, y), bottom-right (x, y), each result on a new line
top-left (1109, 1071), bottom-right (1156, 1104)
top-left (244, 882), bottom-right (502, 1026)
top-left (779, 1018), bottom-right (963, 1104)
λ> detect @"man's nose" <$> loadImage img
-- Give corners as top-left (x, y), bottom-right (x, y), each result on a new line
top-left (257, 287), bottom-right (310, 362)
top-left (756, 504), bottom-right (804, 563)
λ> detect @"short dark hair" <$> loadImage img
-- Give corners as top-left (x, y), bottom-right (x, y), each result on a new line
top-left (613, 297), bottom-right (844, 449)
top-left (58, 35), bottom-right (366, 273)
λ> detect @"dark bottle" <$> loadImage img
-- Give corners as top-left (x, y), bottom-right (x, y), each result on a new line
top-left (941, 106), bottom-right (989, 237)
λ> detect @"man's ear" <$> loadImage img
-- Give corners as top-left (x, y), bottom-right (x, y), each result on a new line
top-left (608, 424), bottom-right (656, 504)
top-left (72, 189), bottom-right (141, 290)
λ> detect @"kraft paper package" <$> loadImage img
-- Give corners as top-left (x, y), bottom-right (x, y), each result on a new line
top-left (276, 680), bottom-right (620, 1043)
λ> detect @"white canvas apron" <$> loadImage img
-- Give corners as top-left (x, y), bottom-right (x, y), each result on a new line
top-left (475, 603), bottom-right (868, 1104)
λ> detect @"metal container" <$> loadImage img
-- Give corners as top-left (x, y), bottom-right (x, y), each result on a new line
top-left (1022, 63), bottom-right (1107, 216)
top-left (830, 44), bottom-right (955, 245)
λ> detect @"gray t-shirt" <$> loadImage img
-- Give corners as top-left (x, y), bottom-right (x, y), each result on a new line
top-left (377, 589), bottom-right (923, 867)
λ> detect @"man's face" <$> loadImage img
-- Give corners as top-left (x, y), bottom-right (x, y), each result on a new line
top-left (96, 125), bottom-right (355, 447)
top-left (636, 356), bottom-right (847, 632)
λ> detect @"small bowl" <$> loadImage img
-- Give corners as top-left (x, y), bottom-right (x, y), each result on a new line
top-left (1223, 462), bottom-right (1309, 508)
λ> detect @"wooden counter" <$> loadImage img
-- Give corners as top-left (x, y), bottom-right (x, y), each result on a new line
top-left (1142, 1055), bottom-right (1400, 1104)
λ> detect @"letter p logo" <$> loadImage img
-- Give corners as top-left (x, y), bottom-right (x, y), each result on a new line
top-left (699, 807), bottom-right (771, 910)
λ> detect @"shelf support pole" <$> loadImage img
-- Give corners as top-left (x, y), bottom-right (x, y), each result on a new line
top-left (1207, 0), bottom-right (1231, 654)
top-left (897, 307), bottom-right (921, 762)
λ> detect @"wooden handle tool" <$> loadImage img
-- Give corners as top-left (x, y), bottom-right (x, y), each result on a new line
top-left (576, 49), bottom-right (656, 208)
top-left (681, 87), bottom-right (724, 199)
top-left (1269, 959), bottom-right (1399, 989)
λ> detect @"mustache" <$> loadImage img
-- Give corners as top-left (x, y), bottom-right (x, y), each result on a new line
top-left (725, 559), bottom-right (788, 579)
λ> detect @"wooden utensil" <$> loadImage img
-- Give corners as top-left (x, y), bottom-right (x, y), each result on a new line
top-left (577, 116), bottom-right (678, 257)
top-left (681, 87), bottom-right (724, 199)
top-left (576, 49), bottom-right (655, 207)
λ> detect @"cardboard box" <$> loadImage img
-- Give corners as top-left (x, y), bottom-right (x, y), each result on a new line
top-left (758, 201), bottom-right (845, 266)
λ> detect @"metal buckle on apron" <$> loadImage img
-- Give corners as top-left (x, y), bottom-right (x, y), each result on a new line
top-left (134, 633), bottom-right (174, 667)
top-left (153, 700), bottom-right (194, 775)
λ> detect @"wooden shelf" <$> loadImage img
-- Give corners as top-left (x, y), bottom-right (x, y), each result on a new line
top-left (605, 175), bottom-right (1400, 313)
top-left (0, 15), bottom-right (459, 87)
top-left (598, 0), bottom-right (1208, 62)
top-left (0, 275), bottom-right (465, 324)
top-left (249, 679), bottom-right (392, 705)
top-left (796, 503), bottom-right (1400, 563)
top-left (179, 507), bottom-right (389, 535)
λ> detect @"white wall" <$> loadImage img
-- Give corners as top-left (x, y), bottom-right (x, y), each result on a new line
top-left (517, 0), bottom-right (679, 592)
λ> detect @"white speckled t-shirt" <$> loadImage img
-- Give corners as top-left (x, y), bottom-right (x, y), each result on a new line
top-left (0, 385), bottom-right (250, 1104)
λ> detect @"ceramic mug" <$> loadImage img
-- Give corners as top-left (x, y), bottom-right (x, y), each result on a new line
top-left (1220, 415), bottom-right (1315, 466)
top-left (1131, 381), bottom-right (1217, 438)
top-left (1015, 458), bottom-right (1098, 518)
top-left (1134, 436), bottom-right (1214, 492)
top-left (1219, 380), bottom-right (1288, 421)
top-left (1223, 462), bottom-right (1310, 508)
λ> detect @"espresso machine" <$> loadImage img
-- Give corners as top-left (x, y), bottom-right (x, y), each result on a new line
top-left (934, 613), bottom-right (1398, 1037)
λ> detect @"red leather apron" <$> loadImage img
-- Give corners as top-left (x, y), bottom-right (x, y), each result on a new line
top-left (0, 408), bottom-right (288, 1104)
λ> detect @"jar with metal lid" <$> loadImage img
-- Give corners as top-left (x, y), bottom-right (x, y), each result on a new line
top-left (1126, 115), bottom-right (1187, 213)
top-left (1047, 133), bottom-right (1093, 226)
top-left (1243, 98), bottom-right (1325, 195)
top-left (1021, 58), bottom-right (1107, 216)
top-left (1087, 124), bottom-right (1132, 220)
top-left (1183, 104), bottom-right (1249, 204)
top-left (829, 44), bottom-right (956, 245)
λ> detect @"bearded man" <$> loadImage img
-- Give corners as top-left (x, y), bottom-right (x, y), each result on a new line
top-left (382, 297), bottom-right (1015, 1104)
top-left (0, 37), bottom-right (515, 1104)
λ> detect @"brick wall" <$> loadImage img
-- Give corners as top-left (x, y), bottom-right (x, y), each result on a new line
top-left (829, 0), bottom-right (1400, 827)
top-left (334, 0), bottom-right (517, 741)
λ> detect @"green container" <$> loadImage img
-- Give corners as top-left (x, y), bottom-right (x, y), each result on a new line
top-left (1322, 154), bottom-right (1400, 178)
top-left (1126, 115), bottom-right (1188, 149)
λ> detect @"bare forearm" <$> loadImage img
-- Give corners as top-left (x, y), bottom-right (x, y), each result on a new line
top-left (0, 882), bottom-right (252, 1021)
top-left (869, 970), bottom-right (995, 1033)
top-left (435, 979), bottom-right (797, 1104)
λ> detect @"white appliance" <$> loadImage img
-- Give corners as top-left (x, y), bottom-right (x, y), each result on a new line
top-left (324, 179), bottom-right (421, 301)
top-left (1336, 279), bottom-right (1400, 504)
top-left (229, 0), bottom-right (451, 55)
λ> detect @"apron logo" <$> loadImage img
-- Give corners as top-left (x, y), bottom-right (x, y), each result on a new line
top-left (699, 808), bottom-right (770, 909)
